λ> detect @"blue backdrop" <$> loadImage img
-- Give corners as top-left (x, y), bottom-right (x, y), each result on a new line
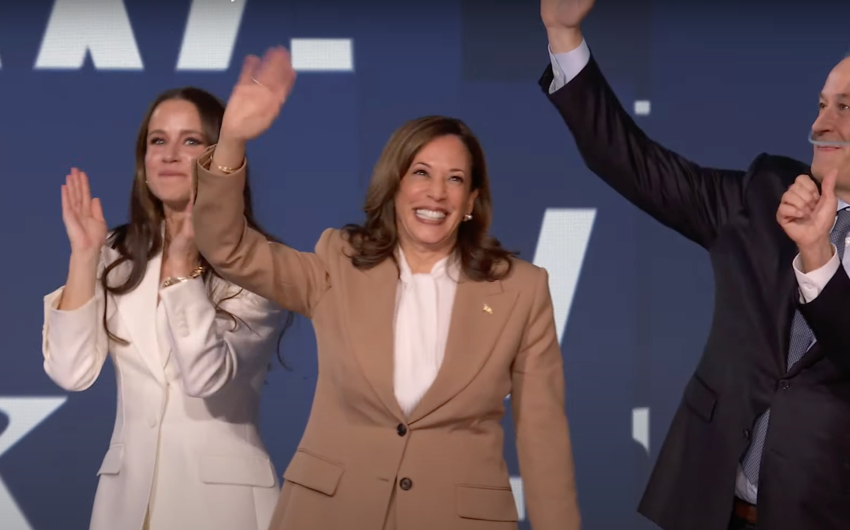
top-left (0, 0), bottom-right (845, 529)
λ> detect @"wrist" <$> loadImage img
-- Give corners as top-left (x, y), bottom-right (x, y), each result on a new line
top-left (161, 264), bottom-right (205, 288)
top-left (167, 260), bottom-right (198, 278)
top-left (545, 25), bottom-right (583, 54)
top-left (212, 136), bottom-right (247, 171)
top-left (69, 251), bottom-right (99, 270)
top-left (798, 239), bottom-right (834, 273)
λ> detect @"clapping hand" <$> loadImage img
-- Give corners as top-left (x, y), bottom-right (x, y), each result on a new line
top-left (164, 186), bottom-right (199, 278)
top-left (61, 168), bottom-right (107, 260)
top-left (220, 46), bottom-right (297, 143)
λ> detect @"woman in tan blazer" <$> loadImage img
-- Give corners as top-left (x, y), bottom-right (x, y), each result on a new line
top-left (192, 47), bottom-right (581, 530)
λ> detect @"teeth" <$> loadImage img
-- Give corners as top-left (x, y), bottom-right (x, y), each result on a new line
top-left (415, 209), bottom-right (446, 220)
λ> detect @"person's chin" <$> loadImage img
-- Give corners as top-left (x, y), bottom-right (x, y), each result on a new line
top-left (811, 158), bottom-right (836, 178)
top-left (156, 193), bottom-right (191, 207)
top-left (409, 227), bottom-right (454, 249)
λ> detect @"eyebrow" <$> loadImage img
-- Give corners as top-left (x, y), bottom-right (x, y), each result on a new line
top-left (412, 161), bottom-right (466, 173)
top-left (820, 93), bottom-right (850, 101)
top-left (147, 128), bottom-right (204, 137)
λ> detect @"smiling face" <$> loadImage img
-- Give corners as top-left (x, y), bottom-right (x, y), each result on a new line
top-left (811, 56), bottom-right (850, 192)
top-left (393, 135), bottom-right (479, 257)
top-left (143, 99), bottom-right (209, 209)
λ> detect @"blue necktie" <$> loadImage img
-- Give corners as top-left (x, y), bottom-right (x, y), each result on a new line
top-left (741, 208), bottom-right (850, 487)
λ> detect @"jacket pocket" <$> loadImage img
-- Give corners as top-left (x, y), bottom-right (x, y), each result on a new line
top-left (198, 454), bottom-right (276, 487)
top-left (97, 444), bottom-right (124, 476)
top-left (456, 484), bottom-right (519, 522)
top-left (684, 374), bottom-right (717, 422)
top-left (283, 448), bottom-right (345, 496)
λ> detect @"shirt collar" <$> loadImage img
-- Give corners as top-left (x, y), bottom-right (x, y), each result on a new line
top-left (397, 246), bottom-right (458, 283)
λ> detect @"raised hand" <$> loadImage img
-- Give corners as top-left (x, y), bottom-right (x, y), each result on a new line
top-left (541, 0), bottom-right (596, 30)
top-left (777, 170), bottom-right (838, 271)
top-left (61, 168), bottom-right (107, 259)
top-left (220, 46), bottom-right (297, 143)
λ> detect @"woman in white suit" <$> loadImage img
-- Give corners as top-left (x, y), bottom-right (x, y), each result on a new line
top-left (41, 86), bottom-right (290, 530)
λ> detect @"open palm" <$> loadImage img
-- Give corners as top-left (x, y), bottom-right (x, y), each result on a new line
top-left (220, 46), bottom-right (297, 142)
top-left (61, 168), bottom-right (107, 257)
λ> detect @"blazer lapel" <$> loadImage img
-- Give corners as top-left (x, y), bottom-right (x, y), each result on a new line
top-left (774, 234), bottom-right (800, 374)
top-left (342, 257), bottom-right (405, 421)
top-left (115, 251), bottom-right (166, 385)
top-left (773, 222), bottom-right (838, 375)
top-left (407, 277), bottom-right (518, 425)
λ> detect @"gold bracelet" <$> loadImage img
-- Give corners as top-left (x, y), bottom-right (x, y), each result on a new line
top-left (212, 155), bottom-right (246, 175)
top-left (161, 265), bottom-right (204, 289)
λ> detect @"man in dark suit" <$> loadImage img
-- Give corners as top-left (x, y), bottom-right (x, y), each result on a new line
top-left (539, 1), bottom-right (850, 529)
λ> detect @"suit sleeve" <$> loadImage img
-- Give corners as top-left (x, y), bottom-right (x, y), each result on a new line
top-left (796, 263), bottom-right (850, 371)
top-left (42, 250), bottom-right (111, 391)
top-left (539, 54), bottom-right (746, 248)
top-left (193, 146), bottom-right (332, 318)
top-left (159, 278), bottom-right (284, 397)
top-left (511, 267), bottom-right (580, 530)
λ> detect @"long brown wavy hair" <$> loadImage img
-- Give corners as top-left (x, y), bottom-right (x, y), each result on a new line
top-left (101, 87), bottom-right (292, 365)
top-left (342, 116), bottom-right (516, 281)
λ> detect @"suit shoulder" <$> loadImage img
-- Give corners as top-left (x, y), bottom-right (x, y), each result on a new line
top-left (748, 153), bottom-right (809, 182)
top-left (314, 228), bottom-right (352, 257)
top-left (500, 256), bottom-right (545, 287)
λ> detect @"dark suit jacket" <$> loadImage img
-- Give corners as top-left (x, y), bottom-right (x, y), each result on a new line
top-left (540, 57), bottom-right (850, 530)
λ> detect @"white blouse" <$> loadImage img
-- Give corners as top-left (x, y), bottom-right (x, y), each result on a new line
top-left (393, 248), bottom-right (459, 417)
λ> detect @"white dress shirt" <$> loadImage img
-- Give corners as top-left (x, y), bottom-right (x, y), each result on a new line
top-left (792, 199), bottom-right (850, 302)
top-left (393, 248), bottom-right (460, 417)
top-left (547, 42), bottom-right (850, 505)
top-left (547, 39), bottom-right (591, 94)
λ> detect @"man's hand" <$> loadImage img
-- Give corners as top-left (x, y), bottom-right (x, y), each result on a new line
top-left (777, 170), bottom-right (838, 272)
top-left (541, 0), bottom-right (595, 53)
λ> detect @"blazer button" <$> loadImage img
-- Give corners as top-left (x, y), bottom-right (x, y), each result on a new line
top-left (399, 477), bottom-right (413, 491)
top-left (778, 379), bottom-right (790, 390)
top-left (396, 424), bottom-right (407, 436)
top-left (743, 429), bottom-right (750, 440)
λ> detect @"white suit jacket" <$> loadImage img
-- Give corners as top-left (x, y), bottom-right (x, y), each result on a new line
top-left (42, 242), bottom-right (285, 530)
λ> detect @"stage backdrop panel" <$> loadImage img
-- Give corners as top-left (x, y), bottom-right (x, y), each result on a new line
top-left (0, 0), bottom-right (842, 529)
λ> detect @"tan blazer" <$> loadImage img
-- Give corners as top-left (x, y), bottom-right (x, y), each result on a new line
top-left (193, 147), bottom-right (580, 530)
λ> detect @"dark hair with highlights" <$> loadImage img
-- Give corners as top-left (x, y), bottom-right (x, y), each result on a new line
top-left (100, 87), bottom-right (292, 365)
top-left (341, 115), bottom-right (516, 281)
